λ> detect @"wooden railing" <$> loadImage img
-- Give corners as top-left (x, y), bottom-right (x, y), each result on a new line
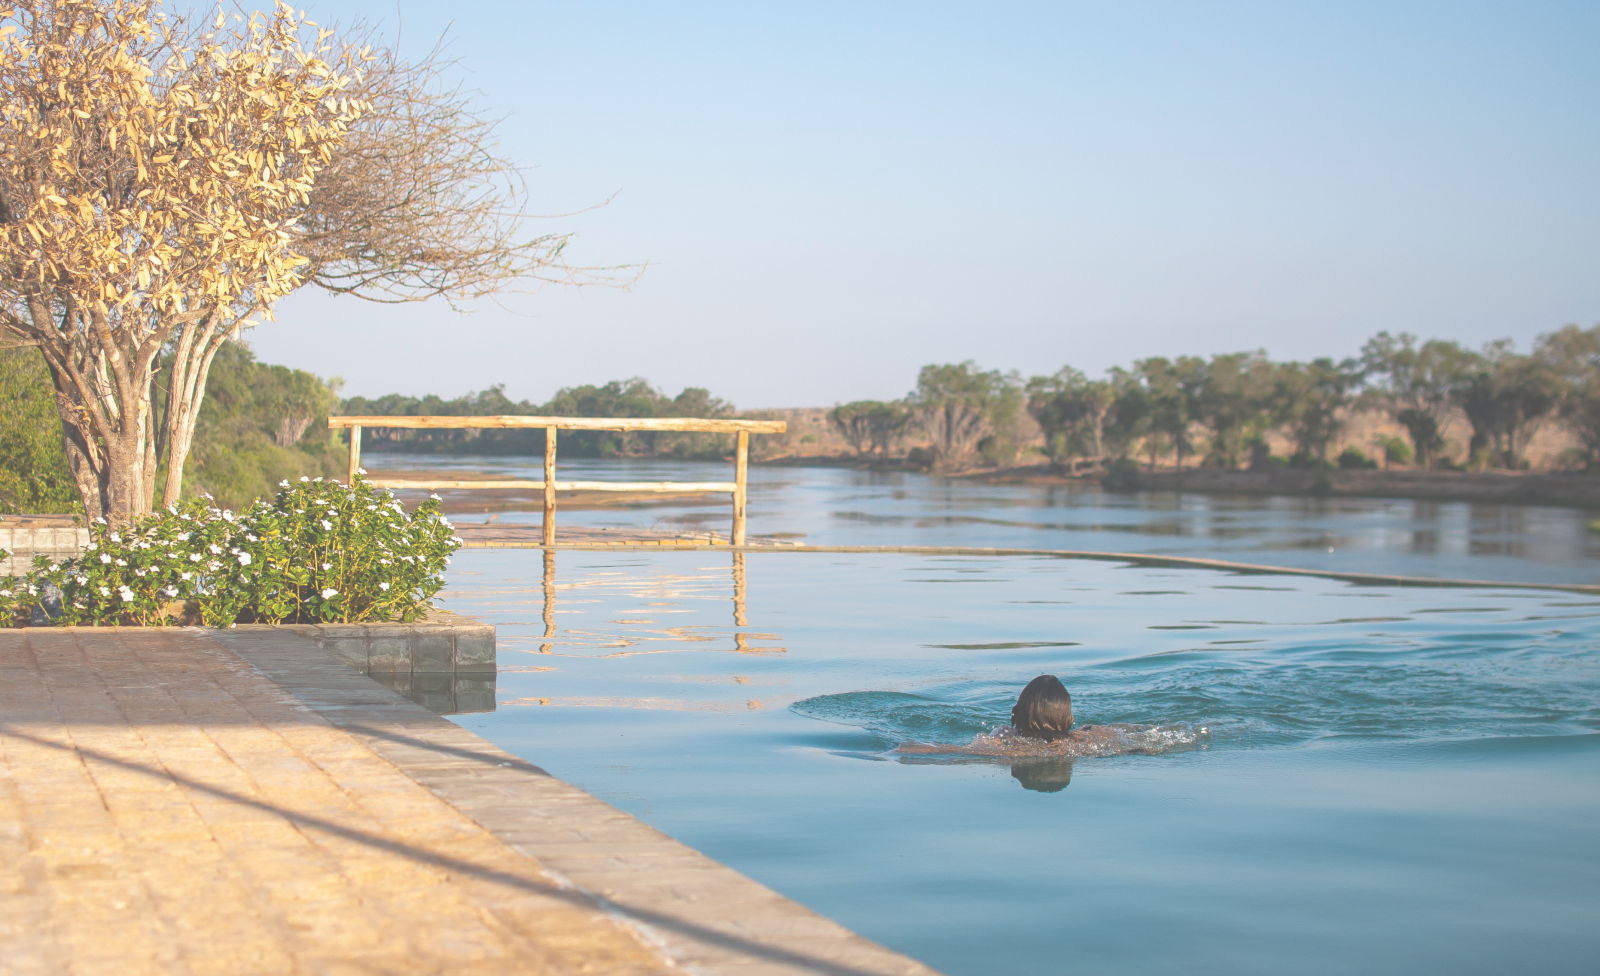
top-left (327, 415), bottom-right (786, 546)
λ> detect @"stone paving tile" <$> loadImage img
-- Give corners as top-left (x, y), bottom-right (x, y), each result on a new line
top-left (2, 624), bottom-right (944, 976)
top-left (1, 628), bottom-right (673, 976)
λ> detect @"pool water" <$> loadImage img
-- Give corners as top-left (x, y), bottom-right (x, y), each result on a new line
top-left (442, 547), bottom-right (1600, 975)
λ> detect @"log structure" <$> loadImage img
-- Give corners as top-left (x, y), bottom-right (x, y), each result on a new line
top-left (327, 416), bottom-right (786, 546)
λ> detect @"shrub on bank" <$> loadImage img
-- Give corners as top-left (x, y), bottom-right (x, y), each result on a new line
top-left (0, 475), bottom-right (460, 628)
top-left (1337, 448), bottom-right (1378, 469)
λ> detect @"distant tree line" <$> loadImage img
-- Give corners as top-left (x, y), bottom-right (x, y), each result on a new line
top-left (829, 325), bottom-right (1600, 474)
top-left (341, 379), bottom-right (737, 458)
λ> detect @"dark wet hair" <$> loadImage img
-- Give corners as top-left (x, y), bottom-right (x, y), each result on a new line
top-left (1011, 674), bottom-right (1074, 741)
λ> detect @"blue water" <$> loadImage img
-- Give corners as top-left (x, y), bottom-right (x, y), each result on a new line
top-left (422, 462), bottom-right (1600, 974)
top-left (377, 454), bottom-right (1600, 584)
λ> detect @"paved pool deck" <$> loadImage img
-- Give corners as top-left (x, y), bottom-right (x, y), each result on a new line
top-left (0, 627), bottom-right (942, 976)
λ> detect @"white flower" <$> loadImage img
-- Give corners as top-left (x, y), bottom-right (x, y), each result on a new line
top-left (320, 588), bottom-right (338, 600)
top-left (321, 563), bottom-right (331, 571)
top-left (180, 572), bottom-right (193, 581)
top-left (163, 586), bottom-right (178, 597)
top-left (114, 559), bottom-right (127, 567)
top-left (109, 531), bottom-right (121, 542)
top-left (429, 492), bottom-right (442, 501)
top-left (280, 480), bottom-right (290, 487)
top-left (118, 586), bottom-right (134, 602)
top-left (208, 544), bottom-right (222, 555)
top-left (299, 476), bottom-right (310, 482)
top-left (314, 477), bottom-right (324, 483)
top-left (206, 560), bottom-right (220, 571)
top-left (378, 582), bottom-right (390, 591)
top-left (98, 586), bottom-right (110, 597)
top-left (134, 568), bottom-right (147, 577)
top-left (237, 553), bottom-right (252, 566)
top-left (320, 520), bottom-right (333, 531)
top-left (357, 466), bottom-right (368, 475)
top-left (245, 533), bottom-right (258, 542)
top-left (73, 575), bottom-right (87, 585)
top-left (99, 553), bottom-right (111, 564)
top-left (189, 553), bottom-right (202, 563)
top-left (0, 589), bottom-right (10, 598)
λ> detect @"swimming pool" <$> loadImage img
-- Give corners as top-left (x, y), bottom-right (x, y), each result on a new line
top-left (442, 547), bottom-right (1600, 975)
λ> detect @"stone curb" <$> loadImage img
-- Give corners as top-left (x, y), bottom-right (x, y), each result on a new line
top-left (225, 609), bottom-right (496, 676)
top-left (226, 611), bottom-right (498, 715)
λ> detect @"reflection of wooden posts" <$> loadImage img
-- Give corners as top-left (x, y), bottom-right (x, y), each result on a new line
top-left (347, 424), bottom-right (362, 484)
top-left (326, 415), bottom-right (785, 545)
top-left (732, 551), bottom-right (747, 627)
top-left (733, 430), bottom-right (749, 546)
top-left (540, 548), bottom-right (556, 652)
top-left (542, 427), bottom-right (557, 547)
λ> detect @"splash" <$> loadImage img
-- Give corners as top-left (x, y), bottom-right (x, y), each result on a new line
top-left (898, 723), bottom-right (1209, 760)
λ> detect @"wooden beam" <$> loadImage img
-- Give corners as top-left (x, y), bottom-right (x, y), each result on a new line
top-left (329, 415), bottom-right (786, 434)
top-left (370, 479), bottom-right (740, 494)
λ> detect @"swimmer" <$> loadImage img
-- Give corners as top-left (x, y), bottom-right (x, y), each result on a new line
top-left (1007, 673), bottom-right (1140, 753)
top-left (896, 674), bottom-right (1201, 761)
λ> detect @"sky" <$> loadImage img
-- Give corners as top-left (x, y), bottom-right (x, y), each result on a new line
top-left (247, 0), bottom-right (1600, 409)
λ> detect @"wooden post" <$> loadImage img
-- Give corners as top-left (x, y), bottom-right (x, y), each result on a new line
top-left (732, 429), bottom-right (749, 546)
top-left (542, 426), bottom-right (557, 547)
top-left (347, 424), bottom-right (362, 485)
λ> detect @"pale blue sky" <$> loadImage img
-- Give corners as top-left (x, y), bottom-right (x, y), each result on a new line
top-left (251, 1), bottom-right (1600, 408)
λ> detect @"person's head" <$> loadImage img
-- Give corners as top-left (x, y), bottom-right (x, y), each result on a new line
top-left (1011, 674), bottom-right (1073, 740)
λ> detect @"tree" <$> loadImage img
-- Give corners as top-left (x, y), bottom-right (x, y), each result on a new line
top-left (0, 1), bottom-right (599, 523)
top-left (0, 346), bottom-right (77, 513)
top-left (908, 361), bottom-right (1023, 471)
top-left (1359, 332), bottom-right (1474, 468)
top-left (1102, 367), bottom-right (1151, 462)
top-left (0, 0), bottom-right (368, 522)
top-left (1193, 351), bottom-right (1275, 468)
top-left (1026, 367), bottom-right (1114, 472)
top-left (829, 400), bottom-right (909, 458)
top-left (1536, 324), bottom-right (1600, 468)
top-left (1135, 356), bottom-right (1204, 468)
top-left (182, 340), bottom-right (343, 508)
top-left (1454, 340), bottom-right (1560, 469)
top-left (1273, 357), bottom-right (1357, 463)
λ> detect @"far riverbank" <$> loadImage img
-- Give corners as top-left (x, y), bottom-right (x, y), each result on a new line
top-left (956, 464), bottom-right (1600, 511)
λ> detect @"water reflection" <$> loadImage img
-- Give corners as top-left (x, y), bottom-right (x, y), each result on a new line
top-left (367, 671), bottom-right (496, 715)
top-left (1011, 758), bottom-right (1075, 793)
top-left (528, 549), bottom-right (783, 660)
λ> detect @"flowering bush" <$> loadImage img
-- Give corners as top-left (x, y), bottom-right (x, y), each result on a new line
top-left (1, 475), bottom-right (460, 627)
